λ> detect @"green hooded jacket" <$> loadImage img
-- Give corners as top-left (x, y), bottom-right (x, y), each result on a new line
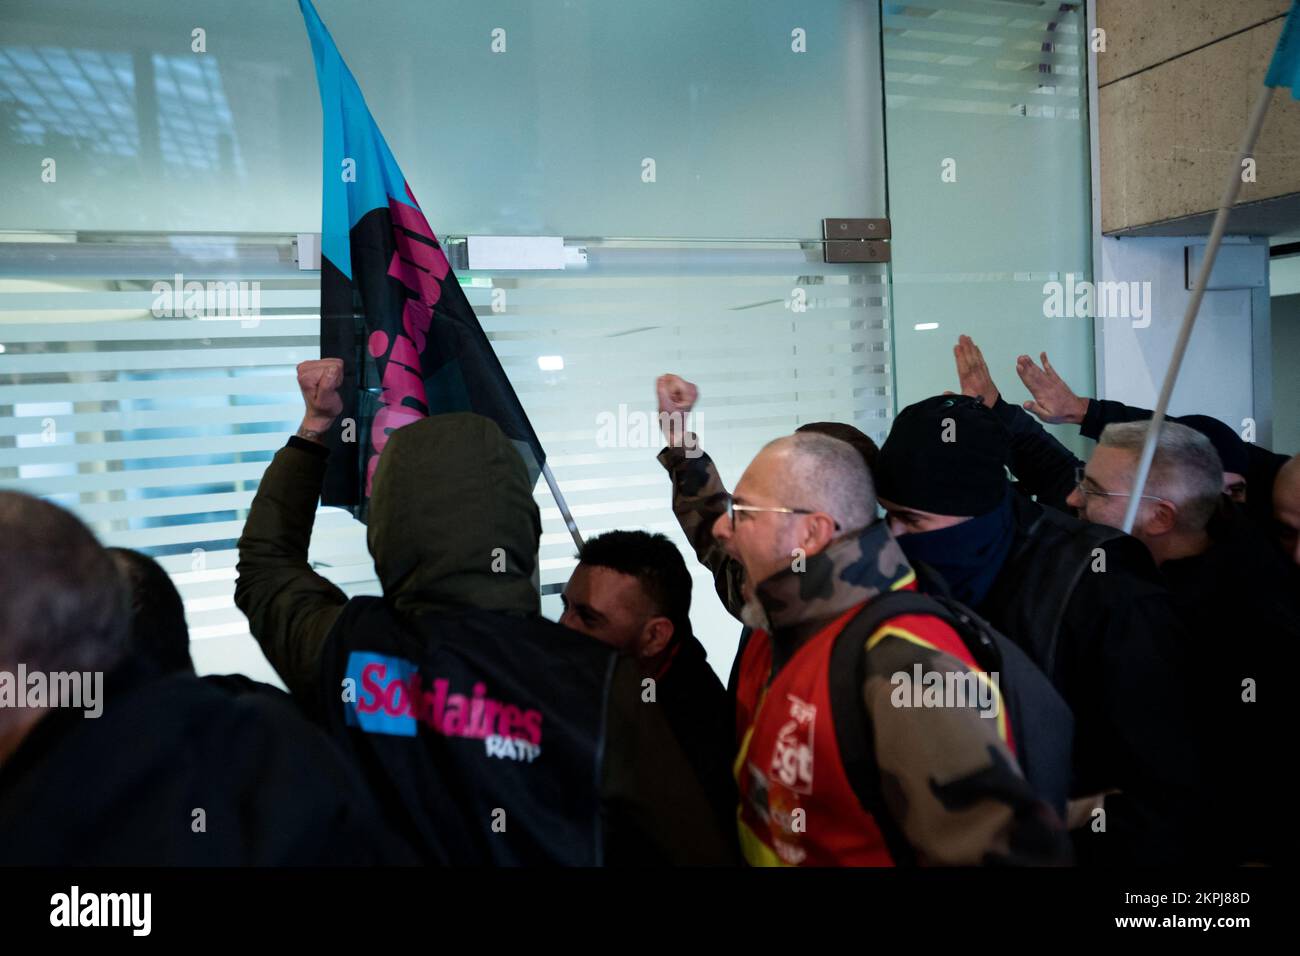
top-left (236, 413), bottom-right (734, 865)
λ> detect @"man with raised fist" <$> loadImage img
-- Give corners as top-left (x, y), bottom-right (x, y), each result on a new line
top-left (236, 359), bottom-right (733, 866)
top-left (655, 372), bottom-right (880, 622)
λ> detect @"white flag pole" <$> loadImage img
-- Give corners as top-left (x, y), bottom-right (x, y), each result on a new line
top-left (1121, 82), bottom-right (1276, 533)
top-left (542, 461), bottom-right (584, 551)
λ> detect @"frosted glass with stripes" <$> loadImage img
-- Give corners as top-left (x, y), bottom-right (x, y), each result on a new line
top-left (0, 234), bottom-right (892, 683)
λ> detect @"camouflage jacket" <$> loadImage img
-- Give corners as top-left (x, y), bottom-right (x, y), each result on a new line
top-left (656, 441), bottom-right (746, 620)
top-left (660, 441), bottom-right (1069, 864)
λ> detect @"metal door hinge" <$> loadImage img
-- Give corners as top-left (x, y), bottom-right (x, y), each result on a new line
top-left (823, 218), bottom-right (890, 263)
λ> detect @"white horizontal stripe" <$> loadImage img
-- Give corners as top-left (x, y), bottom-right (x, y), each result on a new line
top-left (0, 316), bottom-right (321, 341)
top-left (70, 490), bottom-right (256, 523)
top-left (487, 329), bottom-right (886, 358)
top-left (95, 512), bottom-right (361, 550)
top-left (885, 12), bottom-right (1081, 43)
top-left (0, 403), bottom-right (302, 436)
top-left (0, 374), bottom-right (297, 404)
top-left (0, 345), bottom-right (318, 374)
top-left (0, 432), bottom-right (288, 467)
top-left (0, 461), bottom-right (272, 495)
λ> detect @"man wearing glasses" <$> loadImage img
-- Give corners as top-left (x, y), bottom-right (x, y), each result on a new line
top-left (951, 336), bottom-right (1300, 865)
top-left (873, 394), bottom-right (1203, 867)
top-left (655, 373), bottom-right (880, 623)
top-left (1046, 422), bottom-right (1296, 865)
top-left (702, 429), bottom-right (1066, 866)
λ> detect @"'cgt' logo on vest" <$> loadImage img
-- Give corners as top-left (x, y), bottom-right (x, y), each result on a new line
top-left (742, 693), bottom-right (817, 865)
top-left (344, 652), bottom-right (543, 763)
top-left (769, 694), bottom-right (815, 795)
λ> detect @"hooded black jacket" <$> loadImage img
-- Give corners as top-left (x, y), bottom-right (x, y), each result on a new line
top-left (235, 413), bottom-right (732, 865)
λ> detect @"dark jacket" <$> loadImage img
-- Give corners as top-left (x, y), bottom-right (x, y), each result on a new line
top-left (993, 398), bottom-right (1294, 863)
top-left (236, 414), bottom-right (733, 865)
top-left (0, 655), bottom-right (405, 865)
top-left (992, 397), bottom-right (1083, 513)
top-left (1159, 501), bottom-right (1300, 864)
top-left (979, 491), bottom-right (1204, 865)
top-left (654, 632), bottom-right (738, 843)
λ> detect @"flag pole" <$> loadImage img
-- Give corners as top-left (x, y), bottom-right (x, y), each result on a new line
top-left (1121, 82), bottom-right (1276, 533)
top-left (542, 462), bottom-right (584, 551)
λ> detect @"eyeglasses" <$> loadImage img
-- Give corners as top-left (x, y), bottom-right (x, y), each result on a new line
top-left (725, 495), bottom-right (840, 531)
top-left (1073, 467), bottom-right (1172, 504)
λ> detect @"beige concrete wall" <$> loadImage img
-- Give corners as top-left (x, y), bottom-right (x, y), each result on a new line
top-left (1097, 1), bottom-right (1300, 234)
top-left (1097, 0), bottom-right (1290, 84)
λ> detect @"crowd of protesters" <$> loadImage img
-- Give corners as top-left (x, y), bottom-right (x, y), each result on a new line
top-left (1, 339), bottom-right (1296, 866)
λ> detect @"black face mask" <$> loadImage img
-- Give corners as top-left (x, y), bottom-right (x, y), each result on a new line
top-left (896, 491), bottom-right (1015, 608)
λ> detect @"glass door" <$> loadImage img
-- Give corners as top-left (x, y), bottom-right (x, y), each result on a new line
top-left (0, 0), bottom-right (892, 679)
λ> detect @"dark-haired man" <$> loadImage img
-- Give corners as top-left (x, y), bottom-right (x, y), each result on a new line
top-left (562, 530), bottom-right (735, 837)
top-left (108, 547), bottom-right (290, 698)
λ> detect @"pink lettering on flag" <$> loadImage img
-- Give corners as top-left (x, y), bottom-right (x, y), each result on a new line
top-left (388, 197), bottom-right (434, 239)
top-left (402, 234), bottom-right (451, 280)
top-left (403, 298), bottom-right (432, 353)
top-left (361, 189), bottom-right (455, 496)
top-left (385, 333), bottom-right (421, 374)
top-left (389, 194), bottom-right (450, 280)
top-left (387, 250), bottom-right (441, 306)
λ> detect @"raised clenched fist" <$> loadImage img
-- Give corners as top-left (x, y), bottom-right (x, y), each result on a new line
top-left (656, 374), bottom-right (699, 449)
top-left (297, 358), bottom-right (344, 428)
top-left (656, 373), bottom-right (698, 417)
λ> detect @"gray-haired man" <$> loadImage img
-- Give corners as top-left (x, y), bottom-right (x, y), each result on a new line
top-left (956, 337), bottom-right (1299, 866)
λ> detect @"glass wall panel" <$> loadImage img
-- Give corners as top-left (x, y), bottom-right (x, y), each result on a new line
top-left (1, 1), bottom-right (891, 681)
top-left (0, 0), bottom-right (883, 238)
top-left (882, 0), bottom-right (1095, 452)
top-left (0, 233), bottom-right (890, 680)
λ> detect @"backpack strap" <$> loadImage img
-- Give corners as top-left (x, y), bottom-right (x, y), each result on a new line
top-left (829, 590), bottom-right (953, 867)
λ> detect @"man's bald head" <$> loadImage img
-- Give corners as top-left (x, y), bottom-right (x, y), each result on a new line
top-left (713, 430), bottom-right (879, 627)
top-left (756, 431), bottom-right (876, 534)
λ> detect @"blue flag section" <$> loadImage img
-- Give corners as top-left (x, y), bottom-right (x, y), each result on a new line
top-left (298, 0), bottom-right (546, 520)
top-left (1266, 0), bottom-right (1300, 96)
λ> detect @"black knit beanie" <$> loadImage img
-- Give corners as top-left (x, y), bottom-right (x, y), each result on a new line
top-left (875, 395), bottom-right (1011, 516)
